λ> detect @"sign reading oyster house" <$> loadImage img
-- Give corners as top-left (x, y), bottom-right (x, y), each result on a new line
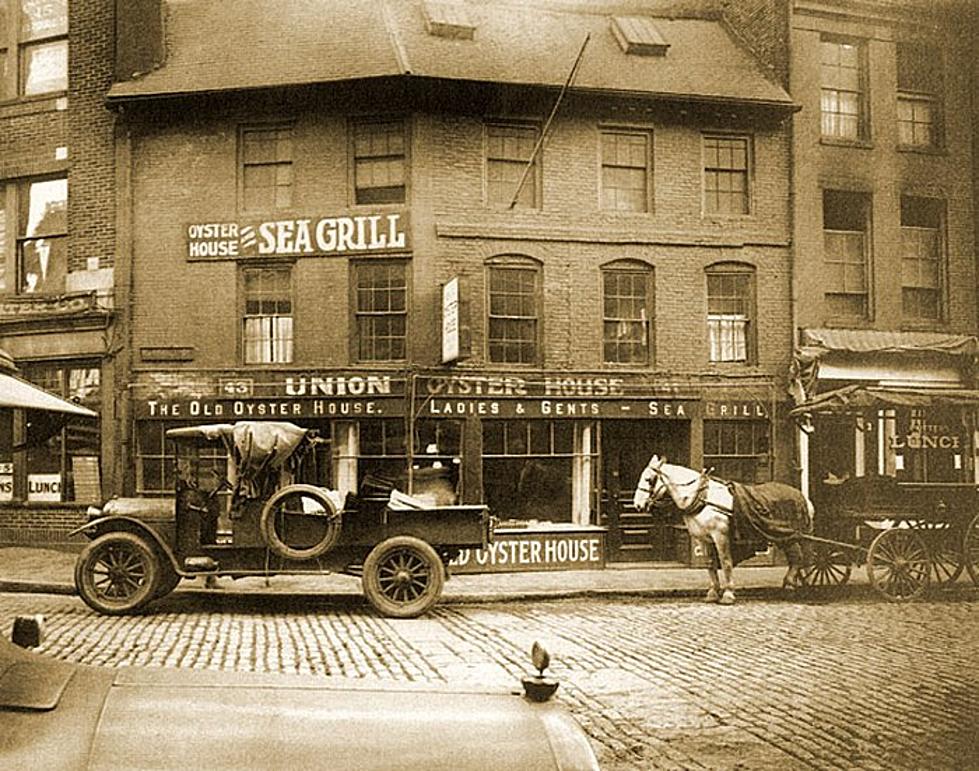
top-left (187, 213), bottom-right (408, 260)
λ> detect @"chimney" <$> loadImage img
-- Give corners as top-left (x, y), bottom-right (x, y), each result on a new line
top-left (115, 0), bottom-right (164, 82)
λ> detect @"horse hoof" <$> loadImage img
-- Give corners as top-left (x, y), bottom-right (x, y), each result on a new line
top-left (719, 591), bottom-right (735, 606)
top-left (705, 588), bottom-right (720, 603)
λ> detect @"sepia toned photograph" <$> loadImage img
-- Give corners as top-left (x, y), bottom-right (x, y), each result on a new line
top-left (1, 0), bottom-right (978, 768)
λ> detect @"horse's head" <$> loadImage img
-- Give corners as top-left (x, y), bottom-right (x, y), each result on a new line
top-left (633, 455), bottom-right (669, 512)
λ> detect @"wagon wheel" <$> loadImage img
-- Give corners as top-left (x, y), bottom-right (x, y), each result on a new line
top-left (866, 528), bottom-right (931, 601)
top-left (362, 536), bottom-right (445, 618)
top-left (74, 532), bottom-right (161, 615)
top-left (965, 513), bottom-right (979, 586)
top-left (259, 484), bottom-right (342, 561)
top-left (914, 521), bottom-right (964, 586)
top-left (799, 543), bottom-right (852, 588)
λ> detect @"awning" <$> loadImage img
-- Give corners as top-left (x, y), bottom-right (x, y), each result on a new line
top-left (0, 372), bottom-right (98, 417)
top-left (789, 384), bottom-right (979, 417)
top-left (789, 328), bottom-right (979, 404)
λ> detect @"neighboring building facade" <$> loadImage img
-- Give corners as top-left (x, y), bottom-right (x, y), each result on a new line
top-left (107, 0), bottom-right (796, 563)
top-left (787, 0), bottom-right (979, 507)
top-left (0, 0), bottom-right (116, 541)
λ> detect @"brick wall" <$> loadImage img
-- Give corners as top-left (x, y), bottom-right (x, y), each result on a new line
top-left (124, 86), bottom-right (793, 385)
top-left (0, 504), bottom-right (89, 547)
top-left (69, 0), bottom-right (117, 273)
top-left (721, 0), bottom-right (790, 87)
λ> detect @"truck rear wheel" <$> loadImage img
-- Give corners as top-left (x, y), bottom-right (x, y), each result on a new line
top-left (362, 536), bottom-right (445, 618)
top-left (75, 532), bottom-right (161, 615)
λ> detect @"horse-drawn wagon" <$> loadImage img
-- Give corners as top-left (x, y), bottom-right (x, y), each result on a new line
top-left (70, 421), bottom-right (492, 618)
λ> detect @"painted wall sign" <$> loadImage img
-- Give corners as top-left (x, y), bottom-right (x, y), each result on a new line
top-left (134, 372), bottom-right (404, 402)
top-left (0, 293), bottom-right (98, 319)
top-left (424, 398), bottom-right (692, 419)
top-left (421, 374), bottom-right (635, 399)
top-left (186, 213), bottom-right (409, 260)
top-left (704, 401), bottom-right (769, 419)
top-left (449, 529), bottom-right (605, 573)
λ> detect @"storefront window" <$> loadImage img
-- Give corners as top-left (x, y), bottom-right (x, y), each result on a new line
top-left (882, 408), bottom-right (967, 483)
top-left (0, 411), bottom-right (13, 501)
top-left (482, 419), bottom-right (573, 522)
top-left (413, 419), bottom-right (461, 503)
top-left (357, 418), bottom-right (407, 495)
top-left (22, 361), bottom-right (101, 502)
top-left (703, 419), bottom-right (770, 483)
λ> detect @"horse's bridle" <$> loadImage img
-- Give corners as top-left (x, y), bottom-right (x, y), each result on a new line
top-left (636, 464), bottom-right (670, 511)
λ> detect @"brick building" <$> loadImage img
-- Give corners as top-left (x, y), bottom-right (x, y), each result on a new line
top-left (0, 0), bottom-right (116, 541)
top-left (783, 0), bottom-right (979, 511)
top-left (98, 0), bottom-right (796, 565)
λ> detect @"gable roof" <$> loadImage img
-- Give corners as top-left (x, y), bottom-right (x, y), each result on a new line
top-left (107, 0), bottom-right (792, 108)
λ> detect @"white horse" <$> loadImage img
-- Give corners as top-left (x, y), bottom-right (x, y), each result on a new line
top-left (633, 455), bottom-right (813, 605)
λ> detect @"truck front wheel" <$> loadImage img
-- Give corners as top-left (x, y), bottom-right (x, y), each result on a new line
top-left (75, 532), bottom-right (161, 615)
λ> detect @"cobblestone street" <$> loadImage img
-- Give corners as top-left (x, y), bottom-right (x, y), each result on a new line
top-left (2, 589), bottom-right (978, 770)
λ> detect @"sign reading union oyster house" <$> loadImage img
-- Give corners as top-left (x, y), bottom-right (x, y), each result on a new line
top-left (187, 213), bottom-right (409, 260)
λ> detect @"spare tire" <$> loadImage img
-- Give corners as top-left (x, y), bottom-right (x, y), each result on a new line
top-left (259, 484), bottom-right (342, 561)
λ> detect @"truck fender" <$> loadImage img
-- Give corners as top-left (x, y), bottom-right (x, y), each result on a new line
top-left (68, 516), bottom-right (182, 575)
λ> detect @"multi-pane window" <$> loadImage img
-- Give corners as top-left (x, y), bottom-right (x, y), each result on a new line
top-left (482, 420), bottom-right (574, 522)
top-left (353, 120), bottom-right (406, 204)
top-left (901, 196), bottom-right (944, 321)
top-left (706, 265), bottom-right (754, 364)
top-left (487, 261), bottom-right (539, 364)
top-left (897, 42), bottom-right (942, 148)
top-left (357, 419), bottom-right (407, 495)
top-left (602, 264), bottom-right (652, 364)
top-left (703, 136), bottom-right (749, 215)
top-left (354, 261), bottom-right (407, 361)
top-left (0, 0), bottom-right (68, 100)
top-left (823, 190), bottom-right (870, 319)
top-left (240, 125), bottom-right (293, 212)
top-left (17, 177), bottom-right (67, 295)
top-left (242, 267), bottom-right (293, 364)
top-left (703, 420), bottom-right (770, 484)
top-left (486, 123), bottom-right (540, 208)
top-left (135, 421), bottom-right (227, 495)
top-left (821, 37), bottom-right (865, 141)
top-left (601, 130), bottom-right (649, 212)
top-left (22, 361), bottom-right (101, 502)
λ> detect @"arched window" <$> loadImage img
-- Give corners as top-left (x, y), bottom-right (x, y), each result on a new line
top-left (601, 261), bottom-right (653, 364)
top-left (706, 263), bottom-right (755, 364)
top-left (486, 256), bottom-right (540, 365)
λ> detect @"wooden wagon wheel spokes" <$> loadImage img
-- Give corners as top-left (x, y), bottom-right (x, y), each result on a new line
top-left (866, 529), bottom-right (931, 601)
top-left (93, 544), bottom-right (148, 598)
top-left (965, 513), bottom-right (979, 587)
top-left (799, 543), bottom-right (852, 588)
top-left (377, 550), bottom-right (432, 602)
top-left (75, 532), bottom-right (162, 615)
top-left (914, 521), bottom-right (964, 585)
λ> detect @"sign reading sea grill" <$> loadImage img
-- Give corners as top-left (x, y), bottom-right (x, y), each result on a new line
top-left (187, 212), bottom-right (409, 260)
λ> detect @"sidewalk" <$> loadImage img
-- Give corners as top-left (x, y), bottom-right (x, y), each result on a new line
top-left (0, 545), bottom-right (844, 603)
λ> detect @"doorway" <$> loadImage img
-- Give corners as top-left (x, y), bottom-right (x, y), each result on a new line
top-left (600, 420), bottom-right (689, 562)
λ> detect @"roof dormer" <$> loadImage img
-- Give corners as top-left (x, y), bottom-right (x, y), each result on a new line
top-left (611, 16), bottom-right (669, 57)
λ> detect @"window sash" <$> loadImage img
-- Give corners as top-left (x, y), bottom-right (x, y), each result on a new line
top-left (897, 94), bottom-right (935, 147)
top-left (601, 131), bottom-right (648, 212)
top-left (242, 268), bottom-right (294, 364)
top-left (703, 137), bottom-right (748, 215)
top-left (901, 225), bottom-right (941, 319)
top-left (354, 121), bottom-right (406, 204)
top-left (707, 314), bottom-right (747, 363)
top-left (488, 266), bottom-right (539, 364)
top-left (355, 262), bottom-right (407, 361)
top-left (602, 269), bottom-right (650, 364)
top-left (241, 126), bottom-right (294, 212)
top-left (486, 124), bottom-right (539, 207)
top-left (820, 40), bottom-right (863, 140)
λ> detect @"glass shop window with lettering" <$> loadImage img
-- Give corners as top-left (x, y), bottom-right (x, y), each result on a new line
top-left (241, 266), bottom-right (294, 364)
top-left (482, 420), bottom-right (573, 522)
top-left (22, 361), bottom-right (101, 502)
top-left (703, 420), bottom-right (770, 484)
top-left (17, 177), bottom-right (67, 295)
top-left (0, 0), bottom-right (68, 100)
top-left (883, 408), bottom-right (967, 483)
